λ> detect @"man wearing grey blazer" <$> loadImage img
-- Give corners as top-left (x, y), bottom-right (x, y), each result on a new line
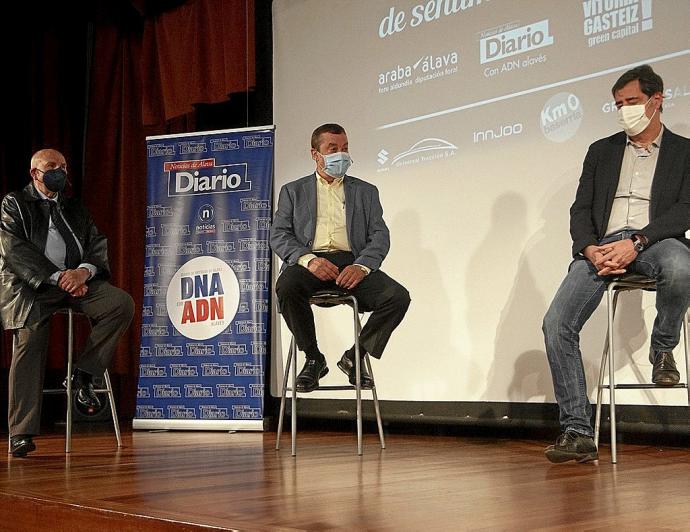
top-left (270, 123), bottom-right (410, 392)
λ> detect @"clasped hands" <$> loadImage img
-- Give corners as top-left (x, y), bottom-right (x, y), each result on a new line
top-left (583, 239), bottom-right (638, 276)
top-left (58, 268), bottom-right (91, 297)
top-left (307, 257), bottom-right (366, 289)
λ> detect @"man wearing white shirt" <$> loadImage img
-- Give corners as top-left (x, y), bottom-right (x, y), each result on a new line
top-left (542, 66), bottom-right (690, 463)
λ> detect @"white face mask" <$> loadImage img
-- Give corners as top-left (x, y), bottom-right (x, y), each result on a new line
top-left (319, 152), bottom-right (352, 178)
top-left (617, 97), bottom-right (656, 136)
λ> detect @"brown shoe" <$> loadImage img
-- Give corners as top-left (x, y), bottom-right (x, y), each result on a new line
top-left (651, 350), bottom-right (680, 386)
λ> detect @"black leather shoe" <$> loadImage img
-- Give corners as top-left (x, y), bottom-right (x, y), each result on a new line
top-left (337, 351), bottom-right (374, 389)
top-left (651, 350), bottom-right (680, 386)
top-left (295, 358), bottom-right (329, 393)
top-left (545, 431), bottom-right (598, 463)
top-left (10, 435), bottom-right (36, 458)
top-left (64, 369), bottom-right (102, 411)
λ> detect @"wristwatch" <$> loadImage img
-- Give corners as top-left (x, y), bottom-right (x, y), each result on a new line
top-left (630, 234), bottom-right (647, 253)
top-left (355, 264), bottom-right (369, 275)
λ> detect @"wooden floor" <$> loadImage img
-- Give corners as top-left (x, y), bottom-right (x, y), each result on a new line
top-left (1, 428), bottom-right (690, 531)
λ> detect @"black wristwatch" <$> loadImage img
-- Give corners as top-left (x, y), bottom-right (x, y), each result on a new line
top-left (630, 235), bottom-right (646, 253)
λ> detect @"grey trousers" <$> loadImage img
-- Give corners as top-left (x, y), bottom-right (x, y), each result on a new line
top-left (8, 280), bottom-right (134, 437)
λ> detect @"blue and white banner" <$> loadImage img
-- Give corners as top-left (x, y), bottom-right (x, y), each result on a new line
top-left (134, 126), bottom-right (274, 430)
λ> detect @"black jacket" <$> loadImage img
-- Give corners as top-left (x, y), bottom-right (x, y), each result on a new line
top-left (570, 127), bottom-right (690, 257)
top-left (0, 183), bottom-right (110, 328)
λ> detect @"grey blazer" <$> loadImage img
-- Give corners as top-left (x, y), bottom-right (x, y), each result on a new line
top-left (270, 173), bottom-right (390, 272)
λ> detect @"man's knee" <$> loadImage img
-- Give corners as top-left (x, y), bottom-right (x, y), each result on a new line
top-left (392, 285), bottom-right (411, 311)
top-left (120, 291), bottom-right (135, 322)
top-left (542, 305), bottom-right (557, 340)
top-left (275, 277), bottom-right (293, 301)
top-left (382, 283), bottom-right (410, 314)
top-left (660, 252), bottom-right (690, 290)
top-left (542, 301), bottom-right (567, 346)
top-left (542, 261), bottom-right (599, 341)
top-left (107, 286), bottom-right (135, 324)
top-left (275, 270), bottom-right (308, 301)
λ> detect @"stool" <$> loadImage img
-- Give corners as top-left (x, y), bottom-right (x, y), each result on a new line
top-left (275, 290), bottom-right (386, 456)
top-left (10, 308), bottom-right (123, 453)
top-left (594, 275), bottom-right (690, 463)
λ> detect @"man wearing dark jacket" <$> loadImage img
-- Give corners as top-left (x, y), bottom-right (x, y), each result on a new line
top-left (0, 149), bottom-right (134, 457)
top-left (542, 65), bottom-right (690, 463)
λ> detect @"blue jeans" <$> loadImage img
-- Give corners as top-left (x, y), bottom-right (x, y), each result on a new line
top-left (543, 233), bottom-right (690, 436)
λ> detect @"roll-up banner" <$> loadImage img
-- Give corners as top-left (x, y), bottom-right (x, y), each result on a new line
top-left (134, 126), bottom-right (274, 430)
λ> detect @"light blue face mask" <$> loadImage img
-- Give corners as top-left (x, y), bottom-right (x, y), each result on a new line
top-left (320, 152), bottom-right (352, 178)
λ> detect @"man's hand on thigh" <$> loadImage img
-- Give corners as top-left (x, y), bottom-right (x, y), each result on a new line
top-left (307, 257), bottom-right (340, 281)
top-left (336, 265), bottom-right (366, 290)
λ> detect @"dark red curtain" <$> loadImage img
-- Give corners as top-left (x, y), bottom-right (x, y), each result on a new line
top-left (1, 0), bottom-right (257, 422)
top-left (141, 0), bottom-right (256, 125)
top-left (0, 7), bottom-right (93, 379)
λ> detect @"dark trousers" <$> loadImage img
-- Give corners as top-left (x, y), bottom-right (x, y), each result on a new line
top-left (8, 280), bottom-right (135, 437)
top-left (276, 251), bottom-right (410, 359)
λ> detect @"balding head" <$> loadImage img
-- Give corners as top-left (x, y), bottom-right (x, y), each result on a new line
top-left (29, 148), bottom-right (68, 197)
top-left (30, 149), bottom-right (67, 175)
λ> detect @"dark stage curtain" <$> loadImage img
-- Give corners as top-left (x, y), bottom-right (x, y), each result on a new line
top-left (141, 0), bottom-right (256, 125)
top-left (0, 6), bottom-right (93, 380)
top-left (0, 0), bottom-right (257, 422)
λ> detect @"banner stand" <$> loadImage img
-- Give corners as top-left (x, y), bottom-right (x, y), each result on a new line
top-left (134, 126), bottom-right (274, 431)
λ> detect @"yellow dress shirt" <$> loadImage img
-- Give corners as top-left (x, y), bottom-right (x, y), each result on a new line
top-left (298, 173), bottom-right (369, 274)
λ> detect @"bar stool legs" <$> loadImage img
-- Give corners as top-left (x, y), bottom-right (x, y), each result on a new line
top-left (353, 307), bottom-right (386, 455)
top-left (606, 286), bottom-right (618, 463)
top-left (354, 301), bottom-right (363, 456)
top-left (103, 369), bottom-right (123, 448)
top-left (594, 280), bottom-right (690, 463)
top-left (63, 309), bottom-right (122, 453)
top-left (7, 308), bottom-right (123, 454)
top-left (684, 309), bottom-right (690, 403)
top-left (66, 308), bottom-right (74, 453)
top-left (292, 336), bottom-right (298, 456)
top-left (274, 337), bottom-right (292, 453)
top-left (367, 352), bottom-right (386, 450)
top-left (275, 293), bottom-right (386, 456)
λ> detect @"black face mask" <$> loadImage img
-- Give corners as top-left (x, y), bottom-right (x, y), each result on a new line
top-left (42, 168), bottom-right (68, 192)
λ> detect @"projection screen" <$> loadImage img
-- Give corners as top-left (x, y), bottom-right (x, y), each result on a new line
top-left (271, 0), bottom-right (690, 407)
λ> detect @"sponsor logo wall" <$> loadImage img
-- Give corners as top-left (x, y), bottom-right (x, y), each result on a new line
top-left (135, 127), bottom-right (274, 429)
top-left (370, 0), bottom-right (688, 172)
top-left (273, 0), bottom-right (690, 406)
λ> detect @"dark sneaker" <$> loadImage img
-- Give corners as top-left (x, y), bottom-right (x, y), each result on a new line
top-left (651, 350), bottom-right (680, 386)
top-left (545, 431), bottom-right (598, 463)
